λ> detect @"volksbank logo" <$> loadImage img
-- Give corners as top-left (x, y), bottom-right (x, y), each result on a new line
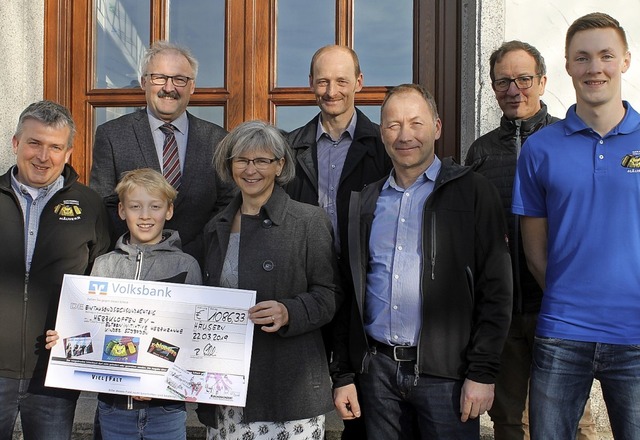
top-left (88, 280), bottom-right (108, 295)
top-left (112, 282), bottom-right (172, 298)
top-left (87, 280), bottom-right (172, 298)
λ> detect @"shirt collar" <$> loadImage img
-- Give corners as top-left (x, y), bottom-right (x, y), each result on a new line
top-left (384, 155), bottom-right (442, 191)
top-left (147, 109), bottom-right (189, 134)
top-left (10, 165), bottom-right (64, 199)
top-left (315, 110), bottom-right (358, 143)
top-left (564, 101), bottom-right (640, 137)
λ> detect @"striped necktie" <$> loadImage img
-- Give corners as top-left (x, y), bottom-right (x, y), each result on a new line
top-left (159, 123), bottom-right (181, 189)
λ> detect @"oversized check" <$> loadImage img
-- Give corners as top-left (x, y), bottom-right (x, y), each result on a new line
top-left (45, 274), bottom-right (256, 406)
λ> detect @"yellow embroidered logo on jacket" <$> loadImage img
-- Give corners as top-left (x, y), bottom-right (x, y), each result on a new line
top-left (54, 200), bottom-right (82, 219)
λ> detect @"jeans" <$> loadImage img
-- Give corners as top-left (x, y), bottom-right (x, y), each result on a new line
top-left (359, 351), bottom-right (478, 440)
top-left (490, 313), bottom-right (596, 440)
top-left (97, 400), bottom-right (187, 440)
top-left (0, 376), bottom-right (77, 440)
top-left (530, 337), bottom-right (640, 439)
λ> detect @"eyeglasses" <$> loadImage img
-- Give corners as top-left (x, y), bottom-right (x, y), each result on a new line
top-left (231, 157), bottom-right (280, 170)
top-left (492, 75), bottom-right (541, 92)
top-left (146, 73), bottom-right (193, 87)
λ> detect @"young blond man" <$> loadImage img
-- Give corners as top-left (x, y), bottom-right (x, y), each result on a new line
top-left (513, 13), bottom-right (638, 439)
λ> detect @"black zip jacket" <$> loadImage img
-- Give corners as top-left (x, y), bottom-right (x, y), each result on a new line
top-left (0, 165), bottom-right (111, 390)
top-left (331, 158), bottom-right (512, 387)
top-left (285, 108), bottom-right (392, 261)
top-left (465, 103), bottom-right (559, 313)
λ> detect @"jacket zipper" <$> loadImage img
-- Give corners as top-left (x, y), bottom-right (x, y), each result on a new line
top-left (21, 272), bottom-right (29, 377)
top-left (416, 212), bottom-right (437, 385)
top-left (430, 212), bottom-right (437, 280)
top-left (128, 249), bottom-right (144, 410)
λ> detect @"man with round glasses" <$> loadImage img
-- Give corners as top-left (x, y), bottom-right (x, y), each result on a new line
top-left (465, 40), bottom-right (596, 440)
top-left (90, 40), bottom-right (234, 265)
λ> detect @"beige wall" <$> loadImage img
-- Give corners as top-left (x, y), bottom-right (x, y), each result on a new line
top-left (0, 2), bottom-right (44, 171)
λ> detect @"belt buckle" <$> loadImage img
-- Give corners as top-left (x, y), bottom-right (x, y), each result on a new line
top-left (392, 345), bottom-right (405, 362)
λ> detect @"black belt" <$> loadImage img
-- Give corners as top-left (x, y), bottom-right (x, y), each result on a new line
top-left (371, 341), bottom-right (417, 362)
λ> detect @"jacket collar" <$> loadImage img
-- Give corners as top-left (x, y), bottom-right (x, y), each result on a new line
top-left (115, 229), bottom-right (183, 256)
top-left (292, 108), bottom-right (380, 151)
top-left (217, 184), bottom-right (290, 227)
top-left (498, 101), bottom-right (553, 141)
top-left (0, 163), bottom-right (78, 192)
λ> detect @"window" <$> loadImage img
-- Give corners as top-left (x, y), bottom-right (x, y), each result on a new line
top-left (44, 0), bottom-right (460, 183)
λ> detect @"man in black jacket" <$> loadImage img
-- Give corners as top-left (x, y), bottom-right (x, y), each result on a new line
top-left (0, 101), bottom-right (111, 439)
top-left (333, 84), bottom-right (512, 439)
top-left (286, 45), bottom-right (391, 440)
top-left (464, 40), bottom-right (595, 440)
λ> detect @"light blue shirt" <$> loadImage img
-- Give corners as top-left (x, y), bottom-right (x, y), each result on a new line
top-left (364, 156), bottom-right (441, 346)
top-left (147, 110), bottom-right (189, 174)
top-left (11, 166), bottom-right (64, 272)
top-left (315, 111), bottom-right (357, 252)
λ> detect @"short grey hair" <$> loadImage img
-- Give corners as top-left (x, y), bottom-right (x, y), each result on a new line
top-left (15, 100), bottom-right (76, 148)
top-left (140, 40), bottom-right (199, 79)
top-left (381, 84), bottom-right (439, 123)
top-left (213, 120), bottom-right (295, 186)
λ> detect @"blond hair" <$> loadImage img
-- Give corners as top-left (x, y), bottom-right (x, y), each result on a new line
top-left (116, 168), bottom-right (177, 204)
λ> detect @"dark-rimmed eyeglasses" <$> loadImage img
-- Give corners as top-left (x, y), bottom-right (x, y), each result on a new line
top-left (231, 157), bottom-right (280, 170)
top-left (492, 75), bottom-right (541, 92)
top-left (146, 74), bottom-right (193, 87)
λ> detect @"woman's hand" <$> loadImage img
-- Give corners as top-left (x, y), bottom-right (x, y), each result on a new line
top-left (248, 300), bottom-right (289, 333)
top-left (45, 330), bottom-right (59, 350)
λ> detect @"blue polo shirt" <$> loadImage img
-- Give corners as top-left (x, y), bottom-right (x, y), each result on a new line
top-left (512, 102), bottom-right (640, 344)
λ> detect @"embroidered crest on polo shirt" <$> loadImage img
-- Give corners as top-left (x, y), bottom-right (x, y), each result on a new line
top-left (621, 152), bottom-right (640, 173)
top-left (54, 199), bottom-right (82, 220)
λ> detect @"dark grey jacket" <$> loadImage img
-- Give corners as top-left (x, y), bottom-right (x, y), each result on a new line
top-left (90, 109), bottom-right (235, 263)
top-left (465, 103), bottom-right (558, 313)
top-left (200, 185), bottom-right (339, 422)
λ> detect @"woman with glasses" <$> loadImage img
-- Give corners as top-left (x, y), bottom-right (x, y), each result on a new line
top-left (198, 120), bottom-right (339, 440)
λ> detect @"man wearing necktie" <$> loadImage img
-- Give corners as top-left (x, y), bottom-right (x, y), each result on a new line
top-left (90, 41), bottom-right (234, 264)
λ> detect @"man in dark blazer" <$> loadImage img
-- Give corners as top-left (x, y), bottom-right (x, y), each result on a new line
top-left (90, 41), bottom-right (234, 264)
top-left (285, 45), bottom-right (392, 440)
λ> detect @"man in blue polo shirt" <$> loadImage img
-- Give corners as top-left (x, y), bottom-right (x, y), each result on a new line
top-left (513, 12), bottom-right (640, 439)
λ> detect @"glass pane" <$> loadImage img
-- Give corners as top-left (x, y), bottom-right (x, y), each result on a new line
top-left (275, 106), bottom-right (320, 133)
top-left (94, 0), bottom-right (150, 89)
top-left (358, 105), bottom-right (382, 126)
top-left (354, 0), bottom-right (413, 86)
top-left (94, 107), bottom-right (142, 130)
top-left (186, 106), bottom-right (225, 127)
top-left (94, 106), bottom-right (223, 132)
top-left (276, 0), bottom-right (334, 87)
top-left (166, 0), bottom-right (225, 88)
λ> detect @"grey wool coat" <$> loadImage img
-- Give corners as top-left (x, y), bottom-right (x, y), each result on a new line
top-left (89, 109), bottom-right (235, 263)
top-left (200, 185), bottom-right (339, 423)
